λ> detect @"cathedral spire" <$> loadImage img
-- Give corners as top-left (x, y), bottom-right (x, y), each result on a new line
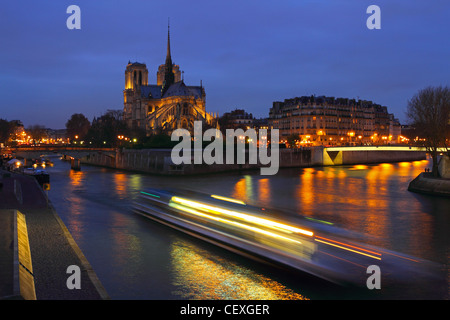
top-left (166, 19), bottom-right (172, 66)
top-left (162, 19), bottom-right (175, 95)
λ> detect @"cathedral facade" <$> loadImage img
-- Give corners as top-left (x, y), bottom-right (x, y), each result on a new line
top-left (123, 26), bottom-right (218, 135)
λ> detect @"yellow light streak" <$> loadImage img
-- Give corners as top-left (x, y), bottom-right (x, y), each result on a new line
top-left (314, 239), bottom-right (381, 260)
top-left (169, 203), bottom-right (302, 244)
top-left (211, 195), bottom-right (246, 205)
top-left (171, 197), bottom-right (313, 237)
top-left (315, 236), bottom-right (382, 257)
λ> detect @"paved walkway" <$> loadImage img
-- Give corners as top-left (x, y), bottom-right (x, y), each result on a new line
top-left (0, 170), bottom-right (108, 300)
top-left (0, 210), bottom-right (14, 299)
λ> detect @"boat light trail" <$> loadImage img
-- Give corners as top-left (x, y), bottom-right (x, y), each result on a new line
top-left (211, 194), bottom-right (246, 205)
top-left (305, 217), bottom-right (334, 225)
top-left (141, 191), bottom-right (161, 198)
top-left (171, 196), bottom-right (314, 237)
top-left (315, 236), bottom-right (382, 257)
top-left (314, 237), bottom-right (382, 260)
top-left (169, 202), bottom-right (302, 244)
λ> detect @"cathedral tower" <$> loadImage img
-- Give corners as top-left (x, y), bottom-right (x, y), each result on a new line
top-left (124, 62), bottom-right (148, 90)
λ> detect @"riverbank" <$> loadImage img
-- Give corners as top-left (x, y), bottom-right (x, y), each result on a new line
top-left (0, 170), bottom-right (109, 300)
top-left (408, 172), bottom-right (450, 197)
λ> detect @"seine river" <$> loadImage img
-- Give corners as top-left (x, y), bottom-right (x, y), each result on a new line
top-left (45, 156), bottom-right (449, 300)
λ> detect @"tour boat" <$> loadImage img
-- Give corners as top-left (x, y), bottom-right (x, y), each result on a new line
top-left (23, 167), bottom-right (50, 185)
top-left (133, 188), bottom-right (444, 289)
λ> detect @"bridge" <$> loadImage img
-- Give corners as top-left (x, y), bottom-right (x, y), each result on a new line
top-left (4, 146), bottom-right (116, 170)
top-left (321, 145), bottom-right (429, 166)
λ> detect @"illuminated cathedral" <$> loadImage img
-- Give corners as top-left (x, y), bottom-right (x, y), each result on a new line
top-left (123, 25), bottom-right (218, 135)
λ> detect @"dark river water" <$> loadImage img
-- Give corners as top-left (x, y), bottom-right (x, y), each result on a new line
top-left (44, 157), bottom-right (449, 300)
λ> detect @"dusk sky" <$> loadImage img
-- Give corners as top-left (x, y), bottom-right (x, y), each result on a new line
top-left (1, 0), bottom-right (449, 129)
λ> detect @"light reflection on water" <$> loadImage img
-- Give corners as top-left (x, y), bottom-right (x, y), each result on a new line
top-left (170, 240), bottom-right (307, 300)
top-left (46, 157), bottom-right (449, 299)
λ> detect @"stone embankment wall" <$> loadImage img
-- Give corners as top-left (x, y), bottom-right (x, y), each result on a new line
top-left (438, 155), bottom-right (450, 179)
top-left (408, 155), bottom-right (450, 197)
top-left (408, 173), bottom-right (450, 197)
top-left (79, 147), bottom-right (427, 175)
top-left (79, 148), bottom-right (314, 175)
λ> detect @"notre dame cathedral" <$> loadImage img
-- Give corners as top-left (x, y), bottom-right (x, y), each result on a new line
top-left (123, 25), bottom-right (218, 135)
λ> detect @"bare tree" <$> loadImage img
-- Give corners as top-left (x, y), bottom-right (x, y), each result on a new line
top-left (66, 113), bottom-right (91, 141)
top-left (105, 109), bottom-right (124, 121)
top-left (406, 86), bottom-right (450, 176)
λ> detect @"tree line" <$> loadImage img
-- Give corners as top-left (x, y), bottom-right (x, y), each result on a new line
top-left (65, 110), bottom-right (177, 148)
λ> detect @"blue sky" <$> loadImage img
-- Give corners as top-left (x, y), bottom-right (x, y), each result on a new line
top-left (1, 0), bottom-right (449, 129)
